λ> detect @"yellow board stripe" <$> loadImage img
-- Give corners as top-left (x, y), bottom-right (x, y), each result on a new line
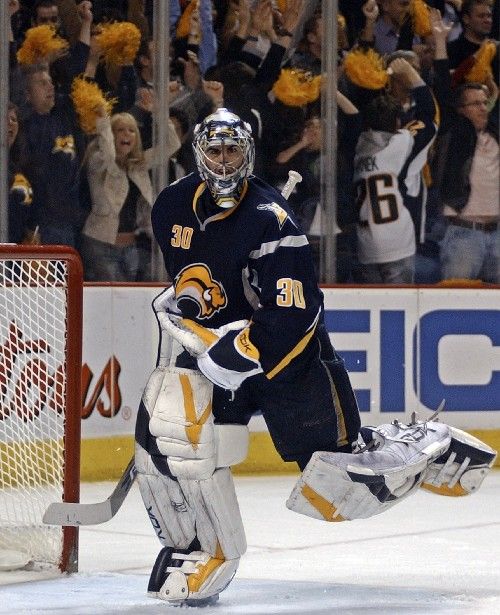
top-left (79, 429), bottom-right (500, 482)
top-left (179, 373), bottom-right (212, 448)
top-left (301, 483), bottom-right (345, 522)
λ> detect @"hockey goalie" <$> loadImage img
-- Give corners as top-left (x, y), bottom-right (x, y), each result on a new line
top-left (135, 109), bottom-right (497, 606)
top-left (135, 288), bottom-right (497, 607)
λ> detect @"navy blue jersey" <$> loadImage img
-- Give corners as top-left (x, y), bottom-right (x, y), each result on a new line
top-left (152, 172), bottom-right (324, 380)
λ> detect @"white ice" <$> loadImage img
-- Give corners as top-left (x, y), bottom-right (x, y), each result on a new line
top-left (1, 472), bottom-right (500, 615)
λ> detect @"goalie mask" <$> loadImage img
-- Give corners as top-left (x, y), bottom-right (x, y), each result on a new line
top-left (192, 108), bottom-right (254, 208)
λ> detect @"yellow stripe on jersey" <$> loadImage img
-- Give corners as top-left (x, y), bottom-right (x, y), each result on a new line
top-left (192, 180), bottom-right (248, 224)
top-left (322, 362), bottom-right (348, 448)
top-left (266, 311), bottom-right (320, 379)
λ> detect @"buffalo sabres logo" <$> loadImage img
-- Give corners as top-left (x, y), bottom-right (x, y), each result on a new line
top-left (257, 202), bottom-right (290, 230)
top-left (208, 125), bottom-right (236, 140)
top-left (52, 135), bottom-right (76, 158)
top-left (175, 263), bottom-right (227, 319)
top-left (11, 173), bottom-right (33, 205)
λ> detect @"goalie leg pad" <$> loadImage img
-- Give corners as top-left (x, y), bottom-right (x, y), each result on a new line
top-left (421, 427), bottom-right (497, 496)
top-left (178, 467), bottom-right (247, 560)
top-left (287, 421), bottom-right (451, 521)
top-left (135, 442), bottom-right (196, 548)
top-left (145, 366), bottom-right (216, 480)
top-left (150, 468), bottom-right (246, 604)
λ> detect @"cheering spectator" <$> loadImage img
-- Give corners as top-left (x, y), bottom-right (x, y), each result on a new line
top-left (28, 0), bottom-right (93, 96)
top-left (437, 83), bottom-right (498, 283)
top-left (289, 8), bottom-right (323, 75)
top-left (172, 0), bottom-right (218, 76)
top-left (353, 57), bottom-right (438, 283)
top-left (447, 0), bottom-right (498, 82)
top-left (384, 49), bottom-right (440, 281)
top-left (373, 0), bottom-right (417, 55)
top-left (431, 7), bottom-right (499, 283)
top-left (83, 20), bottom-right (140, 113)
top-left (22, 64), bottom-right (87, 247)
top-left (79, 108), bottom-right (180, 281)
top-left (7, 101), bottom-right (36, 244)
top-left (272, 113), bottom-right (322, 268)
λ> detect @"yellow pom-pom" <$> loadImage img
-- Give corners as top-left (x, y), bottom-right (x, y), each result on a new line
top-left (343, 48), bottom-right (388, 90)
top-left (71, 76), bottom-right (116, 134)
top-left (465, 41), bottom-right (497, 83)
top-left (95, 21), bottom-right (141, 66)
top-left (272, 68), bottom-right (322, 107)
top-left (411, 0), bottom-right (432, 37)
top-left (16, 25), bottom-right (69, 65)
top-left (176, 0), bottom-right (197, 38)
top-left (276, 0), bottom-right (287, 12)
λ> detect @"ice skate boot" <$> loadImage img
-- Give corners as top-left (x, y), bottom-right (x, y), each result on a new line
top-left (147, 544), bottom-right (238, 606)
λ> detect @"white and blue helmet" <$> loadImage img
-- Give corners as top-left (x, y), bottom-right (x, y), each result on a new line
top-left (192, 108), bottom-right (255, 207)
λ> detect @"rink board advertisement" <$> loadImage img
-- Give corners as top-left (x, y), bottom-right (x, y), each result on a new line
top-left (69, 285), bottom-right (500, 478)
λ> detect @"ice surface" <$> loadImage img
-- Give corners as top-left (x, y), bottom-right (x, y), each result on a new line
top-left (1, 472), bottom-right (499, 614)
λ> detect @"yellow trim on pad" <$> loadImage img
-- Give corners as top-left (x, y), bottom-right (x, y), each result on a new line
top-left (302, 483), bottom-right (345, 521)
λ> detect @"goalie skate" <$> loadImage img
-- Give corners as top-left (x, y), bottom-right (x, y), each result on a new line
top-left (147, 545), bottom-right (238, 606)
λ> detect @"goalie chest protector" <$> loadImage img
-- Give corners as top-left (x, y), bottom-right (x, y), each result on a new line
top-left (151, 172), bottom-right (324, 378)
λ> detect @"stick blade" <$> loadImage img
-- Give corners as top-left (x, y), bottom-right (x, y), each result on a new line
top-left (43, 500), bottom-right (113, 526)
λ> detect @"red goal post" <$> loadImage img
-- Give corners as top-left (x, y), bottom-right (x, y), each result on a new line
top-left (0, 245), bottom-right (83, 573)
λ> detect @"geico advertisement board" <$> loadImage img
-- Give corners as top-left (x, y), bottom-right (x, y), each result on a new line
top-left (5, 286), bottom-right (492, 437)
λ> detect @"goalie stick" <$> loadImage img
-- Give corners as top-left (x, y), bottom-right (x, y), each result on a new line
top-left (43, 457), bottom-right (137, 526)
top-left (42, 170), bottom-right (303, 528)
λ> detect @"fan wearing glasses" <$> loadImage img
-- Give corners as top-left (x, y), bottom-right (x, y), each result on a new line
top-left (437, 82), bottom-right (499, 283)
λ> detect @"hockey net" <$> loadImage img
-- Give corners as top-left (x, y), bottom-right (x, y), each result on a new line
top-left (0, 245), bottom-right (82, 573)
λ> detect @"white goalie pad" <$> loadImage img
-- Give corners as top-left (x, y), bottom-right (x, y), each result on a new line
top-left (286, 421), bottom-right (451, 522)
top-left (421, 426), bottom-right (497, 496)
top-left (178, 467), bottom-right (247, 560)
top-left (142, 364), bottom-right (249, 479)
top-left (135, 442), bottom-right (197, 549)
top-left (146, 366), bottom-right (216, 480)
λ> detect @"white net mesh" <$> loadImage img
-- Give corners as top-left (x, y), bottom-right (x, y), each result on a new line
top-left (0, 257), bottom-right (69, 568)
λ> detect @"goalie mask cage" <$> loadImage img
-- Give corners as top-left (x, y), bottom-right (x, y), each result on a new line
top-left (0, 245), bottom-right (82, 573)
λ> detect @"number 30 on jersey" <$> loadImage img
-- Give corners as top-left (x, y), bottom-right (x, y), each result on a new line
top-left (277, 278), bottom-right (305, 309)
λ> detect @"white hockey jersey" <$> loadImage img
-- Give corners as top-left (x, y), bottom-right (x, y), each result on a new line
top-left (354, 129), bottom-right (416, 264)
top-left (353, 85), bottom-right (438, 265)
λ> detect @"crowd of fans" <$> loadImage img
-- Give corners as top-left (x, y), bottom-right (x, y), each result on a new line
top-left (5, 0), bottom-right (499, 284)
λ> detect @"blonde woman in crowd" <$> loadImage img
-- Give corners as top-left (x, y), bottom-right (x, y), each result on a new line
top-left (80, 109), bottom-right (180, 281)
